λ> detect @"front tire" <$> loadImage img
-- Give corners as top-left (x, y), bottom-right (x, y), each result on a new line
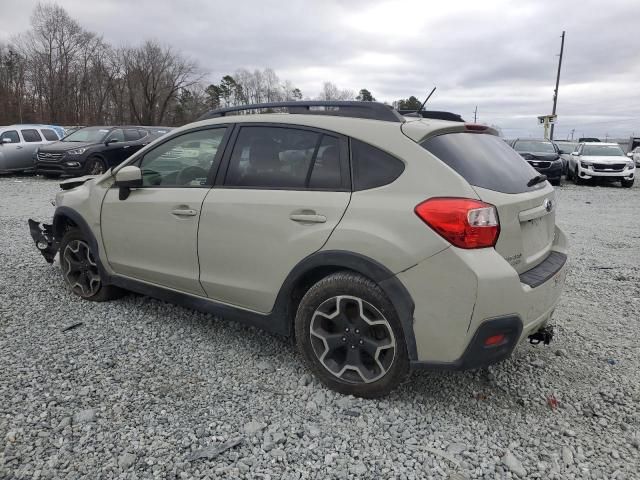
top-left (295, 272), bottom-right (409, 398)
top-left (59, 228), bottom-right (124, 302)
top-left (86, 156), bottom-right (106, 176)
top-left (573, 167), bottom-right (584, 185)
top-left (621, 178), bottom-right (634, 188)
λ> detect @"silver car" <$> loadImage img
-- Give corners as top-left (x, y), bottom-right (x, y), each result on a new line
top-left (0, 125), bottom-right (62, 174)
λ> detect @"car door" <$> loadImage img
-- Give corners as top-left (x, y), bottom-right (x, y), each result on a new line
top-left (100, 126), bottom-right (230, 295)
top-left (101, 128), bottom-right (126, 167)
top-left (17, 129), bottom-right (46, 169)
top-left (198, 124), bottom-right (351, 313)
top-left (0, 130), bottom-right (23, 171)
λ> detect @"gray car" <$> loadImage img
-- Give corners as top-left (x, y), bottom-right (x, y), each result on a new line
top-left (0, 125), bottom-right (62, 174)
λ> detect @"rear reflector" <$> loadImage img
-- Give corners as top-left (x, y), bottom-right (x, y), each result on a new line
top-left (484, 334), bottom-right (506, 347)
top-left (414, 198), bottom-right (500, 249)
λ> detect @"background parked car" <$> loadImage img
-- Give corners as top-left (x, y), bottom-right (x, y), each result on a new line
top-left (0, 124), bottom-right (63, 174)
top-left (510, 138), bottom-right (563, 185)
top-left (553, 140), bottom-right (579, 176)
top-left (35, 125), bottom-right (171, 178)
top-left (627, 146), bottom-right (640, 167)
top-left (567, 142), bottom-right (635, 187)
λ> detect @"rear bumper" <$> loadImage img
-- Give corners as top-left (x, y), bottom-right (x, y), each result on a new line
top-left (398, 226), bottom-right (568, 368)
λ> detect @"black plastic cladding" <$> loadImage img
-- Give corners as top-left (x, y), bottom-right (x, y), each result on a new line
top-left (197, 101), bottom-right (404, 123)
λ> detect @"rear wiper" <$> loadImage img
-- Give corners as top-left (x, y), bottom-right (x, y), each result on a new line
top-left (527, 174), bottom-right (547, 187)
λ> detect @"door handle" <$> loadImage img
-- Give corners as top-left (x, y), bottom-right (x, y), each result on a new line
top-left (289, 211), bottom-right (327, 223)
top-left (171, 208), bottom-right (198, 217)
top-left (16, 145), bottom-right (23, 149)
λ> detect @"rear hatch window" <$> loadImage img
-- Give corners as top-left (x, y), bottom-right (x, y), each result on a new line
top-left (421, 133), bottom-right (543, 194)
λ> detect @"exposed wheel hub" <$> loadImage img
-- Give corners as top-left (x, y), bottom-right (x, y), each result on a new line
top-left (309, 295), bottom-right (396, 384)
top-left (61, 239), bottom-right (101, 297)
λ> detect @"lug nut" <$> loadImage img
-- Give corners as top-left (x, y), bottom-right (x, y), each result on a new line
top-left (342, 337), bottom-right (346, 342)
top-left (355, 329), bottom-right (360, 334)
top-left (345, 328), bottom-right (350, 332)
top-left (351, 345), bottom-right (355, 349)
top-left (359, 340), bottom-right (364, 345)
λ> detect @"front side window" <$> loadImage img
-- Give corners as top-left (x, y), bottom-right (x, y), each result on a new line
top-left (21, 129), bottom-right (42, 142)
top-left (225, 126), bottom-right (343, 189)
top-left (105, 129), bottom-right (125, 143)
top-left (41, 129), bottom-right (59, 141)
top-left (139, 128), bottom-right (226, 187)
top-left (1, 130), bottom-right (20, 143)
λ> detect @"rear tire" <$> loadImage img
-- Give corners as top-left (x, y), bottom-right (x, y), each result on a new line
top-left (295, 272), bottom-right (409, 398)
top-left (59, 228), bottom-right (124, 302)
top-left (621, 178), bottom-right (634, 188)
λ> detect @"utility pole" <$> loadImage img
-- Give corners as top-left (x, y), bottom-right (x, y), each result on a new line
top-left (550, 31), bottom-right (565, 141)
top-left (570, 128), bottom-right (575, 141)
top-left (473, 106), bottom-right (478, 123)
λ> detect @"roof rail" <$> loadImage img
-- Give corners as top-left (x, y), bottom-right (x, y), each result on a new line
top-left (197, 101), bottom-right (404, 123)
top-left (398, 110), bottom-right (465, 122)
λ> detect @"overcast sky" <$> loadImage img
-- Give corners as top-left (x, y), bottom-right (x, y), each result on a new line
top-left (2, 0), bottom-right (639, 138)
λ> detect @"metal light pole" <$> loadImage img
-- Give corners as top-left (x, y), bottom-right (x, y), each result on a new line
top-left (550, 31), bottom-right (565, 141)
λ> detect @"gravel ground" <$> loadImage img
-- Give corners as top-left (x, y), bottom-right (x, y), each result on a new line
top-left (1, 175), bottom-right (639, 480)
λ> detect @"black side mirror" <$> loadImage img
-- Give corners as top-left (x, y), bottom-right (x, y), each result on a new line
top-left (105, 138), bottom-right (119, 146)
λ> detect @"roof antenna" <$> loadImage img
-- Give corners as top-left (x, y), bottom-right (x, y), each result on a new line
top-left (416, 87), bottom-right (437, 113)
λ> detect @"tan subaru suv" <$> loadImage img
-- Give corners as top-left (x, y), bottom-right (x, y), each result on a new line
top-left (29, 102), bottom-right (568, 397)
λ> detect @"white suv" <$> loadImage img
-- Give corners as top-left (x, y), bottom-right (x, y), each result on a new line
top-left (567, 142), bottom-right (635, 187)
top-left (29, 102), bottom-right (568, 397)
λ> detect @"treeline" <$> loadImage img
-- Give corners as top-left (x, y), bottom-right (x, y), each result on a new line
top-left (0, 3), bottom-right (420, 128)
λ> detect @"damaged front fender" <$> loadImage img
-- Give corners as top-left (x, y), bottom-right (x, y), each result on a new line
top-left (28, 219), bottom-right (59, 263)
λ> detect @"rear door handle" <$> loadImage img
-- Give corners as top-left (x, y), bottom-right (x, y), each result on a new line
top-left (289, 211), bottom-right (327, 223)
top-left (171, 208), bottom-right (198, 217)
top-left (16, 145), bottom-right (23, 149)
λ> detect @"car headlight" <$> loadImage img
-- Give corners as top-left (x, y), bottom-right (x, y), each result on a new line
top-left (580, 161), bottom-right (592, 169)
top-left (67, 148), bottom-right (87, 155)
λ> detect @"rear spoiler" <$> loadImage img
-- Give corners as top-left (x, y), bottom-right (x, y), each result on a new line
top-left (398, 110), bottom-right (465, 122)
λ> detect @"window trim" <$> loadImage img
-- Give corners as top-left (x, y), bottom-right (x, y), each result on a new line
top-left (124, 125), bottom-right (232, 189)
top-left (215, 122), bottom-right (351, 192)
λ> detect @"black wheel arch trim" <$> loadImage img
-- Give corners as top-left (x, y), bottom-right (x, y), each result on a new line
top-left (276, 250), bottom-right (418, 360)
top-left (53, 206), bottom-right (110, 279)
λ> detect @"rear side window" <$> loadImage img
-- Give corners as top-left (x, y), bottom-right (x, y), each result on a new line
top-left (225, 126), bottom-right (343, 190)
top-left (351, 139), bottom-right (404, 191)
top-left (41, 129), bottom-right (59, 141)
top-left (124, 129), bottom-right (141, 141)
top-left (21, 129), bottom-right (42, 142)
top-left (1, 130), bottom-right (20, 143)
top-left (421, 133), bottom-right (542, 194)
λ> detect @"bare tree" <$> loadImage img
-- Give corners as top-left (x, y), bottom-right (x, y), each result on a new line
top-left (317, 81), bottom-right (354, 101)
top-left (122, 40), bottom-right (201, 125)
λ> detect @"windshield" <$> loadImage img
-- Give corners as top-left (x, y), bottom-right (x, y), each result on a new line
top-left (514, 140), bottom-right (556, 153)
top-left (421, 133), bottom-right (541, 194)
top-left (63, 127), bottom-right (111, 143)
top-left (556, 142), bottom-right (577, 151)
top-left (582, 145), bottom-right (625, 156)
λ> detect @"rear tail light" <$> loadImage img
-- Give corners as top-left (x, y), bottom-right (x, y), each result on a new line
top-left (414, 198), bottom-right (500, 249)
